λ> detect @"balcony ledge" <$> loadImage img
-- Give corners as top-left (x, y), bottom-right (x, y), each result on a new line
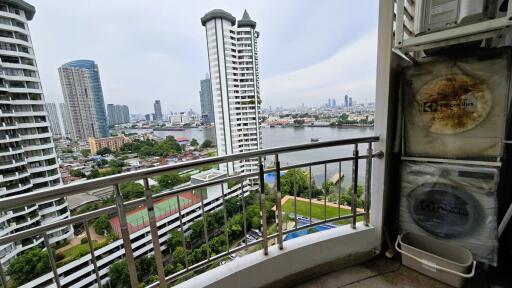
top-left (176, 223), bottom-right (375, 288)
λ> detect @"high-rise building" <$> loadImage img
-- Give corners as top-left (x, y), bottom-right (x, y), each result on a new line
top-left (201, 9), bottom-right (262, 174)
top-left (44, 102), bottom-right (62, 138)
top-left (0, 0), bottom-right (73, 264)
top-left (349, 97), bottom-right (353, 107)
top-left (344, 95), bottom-right (349, 107)
top-left (107, 104), bottom-right (130, 126)
top-left (199, 74), bottom-right (214, 125)
top-left (332, 99), bottom-right (336, 107)
top-left (153, 100), bottom-right (162, 121)
top-left (58, 60), bottom-right (108, 141)
top-left (145, 114), bottom-right (151, 121)
top-left (58, 102), bottom-right (71, 139)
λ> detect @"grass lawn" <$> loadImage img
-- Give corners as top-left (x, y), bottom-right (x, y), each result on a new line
top-left (57, 238), bottom-right (110, 267)
top-left (281, 198), bottom-right (362, 225)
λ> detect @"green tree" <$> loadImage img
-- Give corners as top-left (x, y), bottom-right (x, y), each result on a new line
top-left (135, 255), bottom-right (156, 282)
top-left (172, 247), bottom-right (187, 267)
top-left (190, 138), bottom-right (199, 147)
top-left (108, 260), bottom-right (130, 288)
top-left (96, 147), bottom-right (114, 156)
top-left (70, 169), bottom-right (86, 178)
top-left (80, 149), bottom-right (91, 158)
top-left (120, 182), bottom-right (144, 200)
top-left (87, 168), bottom-right (101, 179)
top-left (200, 139), bottom-right (213, 149)
top-left (167, 229), bottom-right (183, 252)
top-left (281, 169), bottom-right (309, 197)
top-left (6, 248), bottom-right (50, 286)
top-left (209, 236), bottom-right (227, 254)
top-left (156, 173), bottom-right (189, 189)
top-left (93, 215), bottom-right (111, 235)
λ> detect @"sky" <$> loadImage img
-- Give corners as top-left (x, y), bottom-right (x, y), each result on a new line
top-left (29, 0), bottom-right (378, 114)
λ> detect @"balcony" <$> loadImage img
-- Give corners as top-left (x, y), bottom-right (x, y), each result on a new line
top-left (0, 137), bottom-right (386, 288)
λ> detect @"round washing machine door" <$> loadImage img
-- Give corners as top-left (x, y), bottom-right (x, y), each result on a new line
top-left (407, 182), bottom-right (483, 239)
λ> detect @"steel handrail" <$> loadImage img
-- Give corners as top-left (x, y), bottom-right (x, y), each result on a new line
top-left (0, 136), bottom-right (379, 211)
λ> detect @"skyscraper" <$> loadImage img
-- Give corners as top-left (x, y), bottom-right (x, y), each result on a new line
top-left (344, 95), bottom-right (349, 107)
top-left (59, 102), bottom-right (71, 139)
top-left (349, 97), bottom-right (353, 107)
top-left (0, 0), bottom-right (73, 264)
top-left (201, 9), bottom-right (262, 174)
top-left (153, 100), bottom-right (162, 121)
top-left (45, 102), bottom-right (62, 138)
top-left (332, 99), bottom-right (336, 107)
top-left (58, 60), bottom-right (108, 141)
top-left (107, 104), bottom-right (130, 126)
top-left (199, 75), bottom-right (214, 125)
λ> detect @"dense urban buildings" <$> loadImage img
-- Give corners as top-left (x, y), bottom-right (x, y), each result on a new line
top-left (153, 100), bottom-right (162, 121)
top-left (44, 102), bottom-right (62, 138)
top-left (107, 104), bottom-right (130, 126)
top-left (0, 0), bottom-right (73, 265)
top-left (58, 102), bottom-right (71, 138)
top-left (199, 74), bottom-right (214, 124)
top-left (88, 135), bottom-right (131, 155)
top-left (201, 9), bottom-right (262, 174)
top-left (58, 60), bottom-right (108, 141)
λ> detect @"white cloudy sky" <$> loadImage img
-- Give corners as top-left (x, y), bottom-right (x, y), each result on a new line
top-left (29, 0), bottom-right (378, 114)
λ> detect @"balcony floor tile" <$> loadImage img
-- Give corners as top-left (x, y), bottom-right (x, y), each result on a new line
top-left (295, 256), bottom-right (506, 288)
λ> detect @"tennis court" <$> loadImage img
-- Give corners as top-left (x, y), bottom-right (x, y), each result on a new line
top-left (126, 196), bottom-right (191, 227)
top-left (110, 191), bottom-right (203, 236)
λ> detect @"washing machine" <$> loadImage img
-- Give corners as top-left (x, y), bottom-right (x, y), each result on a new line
top-left (400, 161), bottom-right (499, 266)
top-left (402, 51), bottom-right (510, 159)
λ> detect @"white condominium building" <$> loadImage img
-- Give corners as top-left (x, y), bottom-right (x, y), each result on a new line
top-left (201, 9), bottom-right (262, 174)
top-left (0, 0), bottom-right (73, 265)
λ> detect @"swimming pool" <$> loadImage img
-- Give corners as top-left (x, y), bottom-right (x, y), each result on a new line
top-left (263, 172), bottom-right (285, 185)
top-left (283, 217), bottom-right (337, 241)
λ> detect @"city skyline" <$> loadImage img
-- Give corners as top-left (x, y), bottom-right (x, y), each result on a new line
top-left (28, 0), bottom-right (378, 113)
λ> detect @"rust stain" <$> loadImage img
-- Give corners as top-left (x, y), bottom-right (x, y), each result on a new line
top-left (416, 74), bottom-right (492, 134)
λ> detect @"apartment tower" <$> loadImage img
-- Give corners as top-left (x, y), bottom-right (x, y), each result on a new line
top-left (0, 0), bottom-right (73, 265)
top-left (201, 9), bottom-right (262, 174)
top-left (44, 102), bottom-right (62, 139)
top-left (199, 74), bottom-right (214, 125)
top-left (107, 104), bottom-right (130, 126)
top-left (58, 102), bottom-right (71, 139)
top-left (58, 60), bottom-right (108, 141)
top-left (153, 100), bottom-right (162, 121)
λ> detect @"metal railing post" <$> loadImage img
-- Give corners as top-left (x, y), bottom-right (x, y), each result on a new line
top-left (240, 181), bottom-right (249, 247)
top-left (175, 192), bottom-right (189, 269)
top-left (221, 184), bottom-right (230, 251)
top-left (324, 164), bottom-right (327, 220)
top-left (199, 189), bottom-right (210, 260)
top-left (275, 154), bottom-right (283, 249)
top-left (84, 220), bottom-right (102, 288)
top-left (143, 178), bottom-right (166, 287)
top-left (0, 258), bottom-right (8, 288)
top-left (351, 144), bottom-right (359, 229)
top-left (114, 184), bottom-right (139, 288)
top-left (293, 167), bottom-right (298, 228)
top-left (364, 143), bottom-right (373, 226)
top-left (338, 162), bottom-right (342, 219)
top-left (308, 166), bottom-right (312, 225)
top-left (258, 157), bottom-right (268, 255)
top-left (43, 232), bottom-right (61, 288)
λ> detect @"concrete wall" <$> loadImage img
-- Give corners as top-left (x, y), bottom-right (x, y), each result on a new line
top-left (176, 224), bottom-right (375, 288)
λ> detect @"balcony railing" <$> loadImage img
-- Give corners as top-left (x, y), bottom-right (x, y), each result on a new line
top-left (0, 136), bottom-right (381, 288)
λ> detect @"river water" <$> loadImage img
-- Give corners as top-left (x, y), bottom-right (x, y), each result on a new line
top-left (126, 127), bottom-right (374, 189)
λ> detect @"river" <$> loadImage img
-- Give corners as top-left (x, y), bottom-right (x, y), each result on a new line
top-left (124, 127), bottom-right (375, 189)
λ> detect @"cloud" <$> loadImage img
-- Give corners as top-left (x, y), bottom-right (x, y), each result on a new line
top-left (262, 29), bottom-right (378, 107)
